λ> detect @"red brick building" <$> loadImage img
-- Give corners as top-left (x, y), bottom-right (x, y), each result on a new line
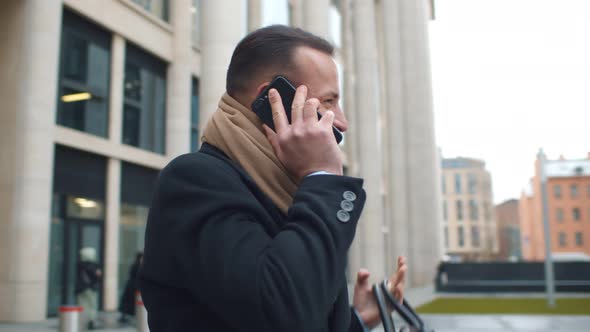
top-left (520, 152), bottom-right (590, 261)
top-left (495, 199), bottom-right (521, 261)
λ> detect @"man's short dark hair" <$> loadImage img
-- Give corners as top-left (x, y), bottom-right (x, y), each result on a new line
top-left (226, 25), bottom-right (334, 96)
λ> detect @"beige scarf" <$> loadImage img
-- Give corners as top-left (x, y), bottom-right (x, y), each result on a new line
top-left (201, 93), bottom-right (298, 214)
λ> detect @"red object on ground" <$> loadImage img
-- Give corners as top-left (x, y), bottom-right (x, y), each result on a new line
top-left (58, 306), bottom-right (84, 312)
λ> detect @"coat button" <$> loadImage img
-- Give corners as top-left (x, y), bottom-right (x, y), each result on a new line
top-left (343, 191), bottom-right (357, 201)
top-left (341, 200), bottom-right (354, 212)
top-left (337, 210), bottom-right (350, 223)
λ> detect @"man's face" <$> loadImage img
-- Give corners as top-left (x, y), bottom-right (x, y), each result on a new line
top-left (292, 47), bottom-right (349, 133)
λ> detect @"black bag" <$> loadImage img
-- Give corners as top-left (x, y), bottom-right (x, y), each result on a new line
top-left (372, 280), bottom-right (434, 332)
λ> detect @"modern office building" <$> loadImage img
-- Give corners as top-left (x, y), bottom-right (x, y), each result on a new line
top-left (495, 199), bottom-right (522, 261)
top-left (441, 157), bottom-right (499, 260)
top-left (520, 152), bottom-right (590, 261)
top-left (0, 0), bottom-right (441, 321)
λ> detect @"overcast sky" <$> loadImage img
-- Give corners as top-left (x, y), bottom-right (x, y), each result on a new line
top-left (262, 0), bottom-right (590, 204)
top-left (430, 0), bottom-right (590, 203)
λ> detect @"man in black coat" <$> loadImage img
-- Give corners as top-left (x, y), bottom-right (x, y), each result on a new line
top-left (140, 25), bottom-right (407, 332)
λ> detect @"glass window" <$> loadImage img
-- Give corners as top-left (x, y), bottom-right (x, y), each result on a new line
top-left (558, 232), bottom-right (566, 247)
top-left (556, 208), bottom-right (564, 223)
top-left (471, 226), bottom-right (480, 247)
top-left (571, 184), bottom-right (578, 198)
top-left (458, 226), bottom-right (464, 247)
top-left (444, 227), bottom-right (449, 248)
top-left (456, 200), bottom-right (463, 221)
top-left (118, 203), bottom-right (148, 297)
top-left (131, 0), bottom-right (170, 22)
top-left (483, 202), bottom-right (491, 221)
top-left (66, 197), bottom-right (105, 220)
top-left (57, 10), bottom-right (111, 138)
top-left (123, 44), bottom-right (167, 154)
top-left (441, 175), bottom-right (446, 194)
top-left (442, 200), bottom-right (448, 221)
top-left (575, 232), bottom-right (583, 246)
top-left (554, 185), bottom-right (561, 199)
top-left (468, 173), bottom-right (477, 194)
top-left (573, 207), bottom-right (581, 221)
top-left (469, 200), bottom-right (478, 221)
top-left (118, 161), bottom-right (158, 297)
top-left (191, 78), bottom-right (200, 152)
top-left (192, 0), bottom-right (201, 46)
top-left (454, 173), bottom-right (462, 194)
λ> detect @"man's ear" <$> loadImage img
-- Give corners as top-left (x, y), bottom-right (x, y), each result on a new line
top-left (255, 82), bottom-right (271, 96)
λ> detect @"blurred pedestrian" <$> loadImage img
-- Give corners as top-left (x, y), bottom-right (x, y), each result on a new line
top-left (119, 252), bottom-right (143, 324)
top-left (76, 247), bottom-right (102, 330)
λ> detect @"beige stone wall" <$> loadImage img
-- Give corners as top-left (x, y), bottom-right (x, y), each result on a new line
top-left (442, 163), bottom-right (499, 258)
top-left (0, 0), bottom-right (62, 322)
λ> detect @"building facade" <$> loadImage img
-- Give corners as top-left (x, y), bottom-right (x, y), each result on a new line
top-left (0, 0), bottom-right (441, 321)
top-left (441, 157), bottom-right (499, 260)
top-left (520, 152), bottom-right (590, 261)
top-left (494, 199), bottom-right (522, 261)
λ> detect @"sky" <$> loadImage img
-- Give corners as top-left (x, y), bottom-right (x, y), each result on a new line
top-left (262, 0), bottom-right (590, 204)
top-left (429, 0), bottom-right (590, 203)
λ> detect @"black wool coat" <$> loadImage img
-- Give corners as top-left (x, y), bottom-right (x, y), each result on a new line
top-left (139, 143), bottom-right (367, 332)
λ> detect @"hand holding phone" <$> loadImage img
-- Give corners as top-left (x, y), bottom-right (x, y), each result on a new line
top-left (251, 76), bottom-right (343, 144)
top-left (257, 81), bottom-right (343, 182)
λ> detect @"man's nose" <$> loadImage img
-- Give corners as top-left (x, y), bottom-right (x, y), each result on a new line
top-left (330, 105), bottom-right (349, 132)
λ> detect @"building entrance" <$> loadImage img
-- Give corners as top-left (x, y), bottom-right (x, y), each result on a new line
top-left (47, 195), bottom-right (105, 316)
top-left (48, 145), bottom-right (107, 316)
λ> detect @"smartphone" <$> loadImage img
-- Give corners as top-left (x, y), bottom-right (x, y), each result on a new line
top-left (251, 76), bottom-right (343, 144)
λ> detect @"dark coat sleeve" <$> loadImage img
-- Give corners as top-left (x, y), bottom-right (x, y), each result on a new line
top-left (141, 153), bottom-right (366, 332)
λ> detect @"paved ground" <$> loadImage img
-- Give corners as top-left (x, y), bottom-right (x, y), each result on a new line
top-left (422, 314), bottom-right (590, 332)
top-left (2, 287), bottom-right (588, 331)
top-left (2, 313), bottom-right (589, 331)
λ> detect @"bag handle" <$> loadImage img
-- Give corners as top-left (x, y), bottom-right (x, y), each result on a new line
top-left (371, 282), bottom-right (396, 332)
top-left (380, 280), bottom-right (428, 332)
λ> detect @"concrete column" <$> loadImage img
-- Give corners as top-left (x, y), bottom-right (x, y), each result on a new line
top-left (374, 0), bottom-right (394, 277)
top-left (0, 0), bottom-right (62, 322)
top-left (382, 0), bottom-right (442, 286)
top-left (103, 159), bottom-right (121, 311)
top-left (101, 34), bottom-right (126, 311)
top-left (380, 0), bottom-right (410, 282)
top-left (167, 0), bottom-right (193, 157)
top-left (109, 35), bottom-right (125, 143)
top-left (340, 0), bottom-right (362, 281)
top-left (302, 0), bottom-right (330, 39)
top-left (289, 0), bottom-right (303, 28)
top-left (351, 0), bottom-right (385, 281)
top-left (199, 0), bottom-right (245, 136)
top-left (248, 0), bottom-right (262, 32)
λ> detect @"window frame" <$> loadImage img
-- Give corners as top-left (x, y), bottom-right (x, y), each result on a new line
top-left (575, 232), bottom-right (583, 246)
top-left (122, 42), bottom-right (168, 154)
top-left (456, 200), bottom-right (463, 221)
top-left (556, 208), bottom-right (564, 223)
top-left (573, 207), bottom-right (581, 221)
top-left (558, 232), bottom-right (567, 247)
top-left (56, 9), bottom-right (112, 138)
top-left (454, 173), bottom-right (462, 194)
top-left (553, 185), bottom-right (562, 199)
top-left (571, 184), bottom-right (578, 199)
top-left (469, 199), bottom-right (478, 221)
top-left (471, 225), bottom-right (480, 247)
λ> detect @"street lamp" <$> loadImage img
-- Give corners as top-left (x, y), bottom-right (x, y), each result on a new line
top-left (538, 148), bottom-right (555, 307)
